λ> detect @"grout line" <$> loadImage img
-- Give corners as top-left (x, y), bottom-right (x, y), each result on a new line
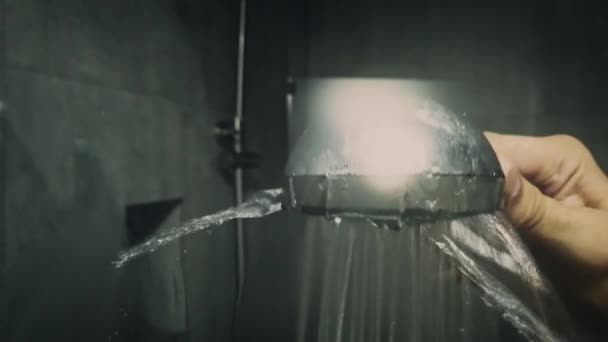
top-left (0, 0), bottom-right (6, 329)
top-left (3, 63), bottom-right (204, 108)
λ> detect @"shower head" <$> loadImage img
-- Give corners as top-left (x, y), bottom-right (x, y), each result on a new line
top-left (283, 78), bottom-right (504, 225)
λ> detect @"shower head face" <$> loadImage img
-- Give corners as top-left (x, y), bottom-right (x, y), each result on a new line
top-left (284, 78), bottom-right (504, 222)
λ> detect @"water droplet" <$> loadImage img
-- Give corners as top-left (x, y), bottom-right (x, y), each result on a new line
top-left (425, 199), bottom-right (438, 209)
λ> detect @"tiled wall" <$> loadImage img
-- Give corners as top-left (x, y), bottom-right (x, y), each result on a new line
top-left (0, 1), bottom-right (238, 341)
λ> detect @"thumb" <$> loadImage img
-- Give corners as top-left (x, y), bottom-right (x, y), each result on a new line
top-left (503, 168), bottom-right (555, 233)
top-left (505, 169), bottom-right (608, 271)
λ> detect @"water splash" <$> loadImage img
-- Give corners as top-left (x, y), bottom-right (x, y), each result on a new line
top-left (294, 212), bottom-right (577, 342)
top-left (441, 237), bottom-right (559, 342)
top-left (335, 225), bottom-right (355, 342)
top-left (423, 213), bottom-right (575, 342)
top-left (113, 188), bottom-right (284, 268)
top-left (112, 182), bottom-right (577, 341)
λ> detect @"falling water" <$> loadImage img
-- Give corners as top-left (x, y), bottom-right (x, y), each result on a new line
top-left (113, 185), bottom-right (578, 341)
top-left (113, 188), bottom-right (284, 268)
top-left (424, 213), bottom-right (574, 342)
top-left (293, 212), bottom-right (578, 342)
top-left (335, 222), bottom-right (355, 342)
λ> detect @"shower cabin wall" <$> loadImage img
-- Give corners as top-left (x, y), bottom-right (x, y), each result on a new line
top-left (233, 1), bottom-right (296, 340)
top-left (0, 1), bottom-right (239, 341)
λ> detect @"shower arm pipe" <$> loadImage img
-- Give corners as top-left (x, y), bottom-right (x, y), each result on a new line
top-left (234, 0), bottom-right (247, 322)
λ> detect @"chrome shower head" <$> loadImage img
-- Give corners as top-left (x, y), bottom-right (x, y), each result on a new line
top-left (283, 78), bottom-right (504, 225)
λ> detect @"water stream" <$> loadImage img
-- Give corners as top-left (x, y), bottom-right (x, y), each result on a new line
top-left (114, 187), bottom-right (576, 341)
top-left (423, 213), bottom-right (574, 342)
top-left (113, 188), bottom-right (283, 268)
top-left (293, 213), bottom-right (576, 342)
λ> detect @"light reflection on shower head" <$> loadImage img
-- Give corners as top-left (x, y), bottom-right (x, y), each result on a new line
top-left (348, 123), bottom-right (431, 191)
top-left (284, 78), bottom-right (504, 219)
top-left (321, 81), bottom-right (432, 191)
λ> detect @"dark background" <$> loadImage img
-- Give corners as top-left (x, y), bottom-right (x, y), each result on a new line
top-left (0, 0), bottom-right (607, 341)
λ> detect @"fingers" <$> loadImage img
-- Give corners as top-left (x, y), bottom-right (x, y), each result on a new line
top-left (502, 169), bottom-right (551, 231)
top-left (485, 132), bottom-right (608, 210)
top-left (505, 169), bottom-right (608, 271)
top-left (485, 132), bottom-right (579, 194)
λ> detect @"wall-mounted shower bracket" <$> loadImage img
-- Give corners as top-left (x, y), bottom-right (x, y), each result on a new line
top-left (214, 118), bottom-right (261, 173)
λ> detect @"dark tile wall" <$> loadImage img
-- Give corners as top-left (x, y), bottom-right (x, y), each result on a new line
top-left (0, 0), bottom-right (238, 341)
top-left (303, 0), bottom-right (543, 118)
top-left (235, 0), bottom-right (295, 339)
top-left (530, 1), bottom-right (608, 171)
top-left (4, 0), bottom-right (205, 107)
top-left (1, 0), bottom-right (9, 335)
top-left (178, 1), bottom-right (240, 341)
top-left (1, 72), bottom-right (128, 340)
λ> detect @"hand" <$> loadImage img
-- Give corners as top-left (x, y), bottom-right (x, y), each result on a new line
top-left (485, 132), bottom-right (608, 312)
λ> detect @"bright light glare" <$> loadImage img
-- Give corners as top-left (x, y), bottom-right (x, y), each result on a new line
top-left (323, 81), bottom-right (432, 191)
top-left (324, 81), bottom-right (417, 131)
top-left (349, 124), bottom-right (430, 190)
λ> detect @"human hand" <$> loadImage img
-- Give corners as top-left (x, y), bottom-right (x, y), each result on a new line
top-left (485, 132), bottom-right (608, 311)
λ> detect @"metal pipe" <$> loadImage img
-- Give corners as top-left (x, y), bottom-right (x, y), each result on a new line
top-left (234, 0), bottom-right (247, 322)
